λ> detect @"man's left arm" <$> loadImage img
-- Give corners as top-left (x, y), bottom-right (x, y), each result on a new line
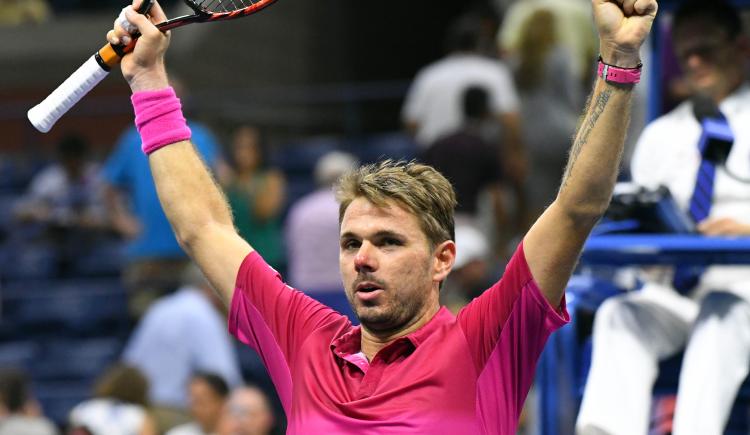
top-left (523, 0), bottom-right (658, 307)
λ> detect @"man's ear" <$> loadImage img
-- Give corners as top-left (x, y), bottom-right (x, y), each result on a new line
top-left (432, 240), bottom-right (456, 284)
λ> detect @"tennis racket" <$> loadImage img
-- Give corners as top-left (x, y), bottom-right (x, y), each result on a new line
top-left (28, 0), bottom-right (278, 133)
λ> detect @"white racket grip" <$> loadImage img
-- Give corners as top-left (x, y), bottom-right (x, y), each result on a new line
top-left (28, 55), bottom-right (110, 133)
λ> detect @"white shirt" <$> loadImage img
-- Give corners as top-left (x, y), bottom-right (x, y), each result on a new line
top-left (166, 422), bottom-right (207, 435)
top-left (69, 398), bottom-right (145, 435)
top-left (630, 84), bottom-right (750, 299)
top-left (401, 53), bottom-right (519, 147)
top-left (284, 188), bottom-right (342, 291)
top-left (123, 287), bottom-right (242, 408)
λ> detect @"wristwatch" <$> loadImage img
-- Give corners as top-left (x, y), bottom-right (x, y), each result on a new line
top-left (597, 57), bottom-right (642, 84)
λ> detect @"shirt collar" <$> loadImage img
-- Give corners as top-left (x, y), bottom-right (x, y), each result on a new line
top-left (719, 83), bottom-right (750, 117)
top-left (330, 307), bottom-right (454, 361)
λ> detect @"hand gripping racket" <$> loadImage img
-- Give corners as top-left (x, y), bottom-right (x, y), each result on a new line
top-left (28, 0), bottom-right (278, 133)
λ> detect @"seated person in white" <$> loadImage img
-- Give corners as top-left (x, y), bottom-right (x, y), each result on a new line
top-left (576, 2), bottom-right (750, 434)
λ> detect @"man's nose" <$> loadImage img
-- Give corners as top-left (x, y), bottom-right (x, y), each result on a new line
top-left (686, 53), bottom-right (704, 70)
top-left (354, 242), bottom-right (378, 273)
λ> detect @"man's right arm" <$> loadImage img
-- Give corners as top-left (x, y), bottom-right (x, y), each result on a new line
top-left (109, 1), bottom-right (251, 303)
top-left (149, 141), bottom-right (253, 301)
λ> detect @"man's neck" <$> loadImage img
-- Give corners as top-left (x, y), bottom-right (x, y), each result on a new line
top-left (359, 304), bottom-right (440, 361)
top-left (710, 78), bottom-right (745, 105)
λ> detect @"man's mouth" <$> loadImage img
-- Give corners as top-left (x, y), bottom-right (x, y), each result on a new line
top-left (354, 281), bottom-right (385, 302)
top-left (356, 281), bottom-right (383, 293)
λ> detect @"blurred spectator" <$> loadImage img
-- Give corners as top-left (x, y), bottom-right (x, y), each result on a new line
top-left (166, 373), bottom-right (229, 435)
top-left (498, 0), bottom-right (596, 86)
top-left (68, 364), bottom-right (157, 435)
top-left (122, 264), bottom-right (242, 432)
top-left (440, 224), bottom-right (494, 314)
top-left (102, 82), bottom-right (223, 318)
top-left (0, 367), bottom-right (57, 435)
top-left (15, 134), bottom-right (107, 231)
top-left (512, 8), bottom-right (583, 217)
top-left (577, 2), bottom-right (750, 434)
top-left (285, 151), bottom-right (358, 291)
top-left (222, 126), bottom-right (286, 273)
top-left (422, 86), bottom-right (522, 253)
top-left (402, 13), bottom-right (523, 157)
top-left (217, 386), bottom-right (274, 435)
top-left (13, 134), bottom-right (109, 276)
top-left (0, 0), bottom-right (51, 26)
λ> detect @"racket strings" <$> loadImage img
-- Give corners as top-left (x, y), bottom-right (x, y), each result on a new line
top-left (190, 0), bottom-right (261, 13)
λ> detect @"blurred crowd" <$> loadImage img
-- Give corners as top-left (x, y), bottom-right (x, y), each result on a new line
top-left (1, 0), bottom-right (599, 433)
top-left (3, 0), bottom-right (708, 433)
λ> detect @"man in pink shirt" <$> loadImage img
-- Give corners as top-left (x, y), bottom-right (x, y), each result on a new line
top-left (107, 0), bottom-right (657, 432)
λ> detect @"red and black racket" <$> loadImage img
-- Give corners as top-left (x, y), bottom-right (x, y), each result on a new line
top-left (28, 0), bottom-right (278, 133)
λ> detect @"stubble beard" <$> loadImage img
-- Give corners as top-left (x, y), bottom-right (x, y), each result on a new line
top-left (348, 264), bottom-right (432, 335)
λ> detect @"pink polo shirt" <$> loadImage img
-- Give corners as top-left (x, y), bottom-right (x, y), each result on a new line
top-left (228, 242), bottom-right (569, 434)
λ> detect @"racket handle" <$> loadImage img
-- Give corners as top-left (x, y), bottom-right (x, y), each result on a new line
top-left (27, 55), bottom-right (110, 133)
top-left (28, 0), bottom-right (153, 133)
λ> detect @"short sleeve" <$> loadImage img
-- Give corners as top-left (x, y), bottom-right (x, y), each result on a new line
top-left (102, 127), bottom-right (140, 187)
top-left (489, 63), bottom-right (520, 114)
top-left (229, 251), bottom-right (347, 366)
top-left (457, 242), bottom-right (569, 371)
top-left (402, 71), bottom-right (429, 123)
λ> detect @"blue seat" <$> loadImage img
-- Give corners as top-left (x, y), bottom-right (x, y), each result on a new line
top-left (537, 275), bottom-right (750, 435)
top-left (2, 278), bottom-right (129, 337)
top-left (270, 137), bottom-right (342, 175)
top-left (0, 241), bottom-right (59, 281)
top-left (536, 275), bottom-right (623, 435)
top-left (354, 132), bottom-right (417, 164)
top-left (0, 340), bottom-right (39, 368)
top-left (0, 194), bottom-right (20, 237)
top-left (68, 239), bottom-right (126, 277)
top-left (34, 380), bottom-right (92, 426)
top-left (33, 338), bottom-right (123, 381)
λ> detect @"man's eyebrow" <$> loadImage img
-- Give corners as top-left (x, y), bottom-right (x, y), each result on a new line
top-left (339, 230), bottom-right (405, 240)
top-left (372, 230), bottom-right (405, 239)
top-left (340, 231), bottom-right (358, 240)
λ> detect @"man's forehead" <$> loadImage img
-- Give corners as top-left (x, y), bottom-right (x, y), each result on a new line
top-left (674, 18), bottom-right (730, 42)
top-left (340, 197), bottom-right (420, 233)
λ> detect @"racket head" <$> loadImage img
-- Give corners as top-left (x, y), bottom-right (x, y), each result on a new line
top-left (183, 0), bottom-right (278, 19)
top-left (158, 0), bottom-right (278, 30)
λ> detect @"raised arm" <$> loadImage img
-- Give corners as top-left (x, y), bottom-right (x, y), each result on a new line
top-left (523, 0), bottom-right (657, 306)
top-left (107, 0), bottom-right (252, 303)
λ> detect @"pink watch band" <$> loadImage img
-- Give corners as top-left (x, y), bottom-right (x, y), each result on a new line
top-left (597, 58), bottom-right (642, 84)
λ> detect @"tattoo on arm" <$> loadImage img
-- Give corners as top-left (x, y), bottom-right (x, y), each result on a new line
top-left (560, 88), bottom-right (614, 189)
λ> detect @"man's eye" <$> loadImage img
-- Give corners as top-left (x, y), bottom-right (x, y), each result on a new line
top-left (342, 240), bottom-right (360, 250)
top-left (383, 238), bottom-right (402, 246)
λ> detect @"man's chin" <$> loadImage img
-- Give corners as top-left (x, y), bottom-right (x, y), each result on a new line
top-left (356, 308), bottom-right (399, 331)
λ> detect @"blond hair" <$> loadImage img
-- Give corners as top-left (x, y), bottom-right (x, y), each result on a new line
top-left (335, 160), bottom-right (457, 248)
top-left (516, 8), bottom-right (557, 91)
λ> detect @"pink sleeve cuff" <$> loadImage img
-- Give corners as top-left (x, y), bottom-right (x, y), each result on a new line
top-left (131, 87), bottom-right (192, 155)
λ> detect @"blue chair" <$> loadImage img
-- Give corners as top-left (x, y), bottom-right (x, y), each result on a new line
top-left (0, 341), bottom-right (39, 369)
top-left (33, 338), bottom-right (123, 381)
top-left (537, 274), bottom-right (750, 435)
top-left (353, 132), bottom-right (417, 164)
top-left (0, 240), bottom-right (59, 281)
top-left (270, 137), bottom-right (342, 175)
top-left (33, 380), bottom-right (92, 426)
top-left (1, 278), bottom-right (130, 337)
top-left (536, 275), bottom-right (624, 435)
top-left (68, 238), bottom-right (126, 277)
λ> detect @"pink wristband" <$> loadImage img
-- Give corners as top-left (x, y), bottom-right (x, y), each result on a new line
top-left (131, 87), bottom-right (192, 155)
top-left (597, 57), bottom-right (642, 85)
